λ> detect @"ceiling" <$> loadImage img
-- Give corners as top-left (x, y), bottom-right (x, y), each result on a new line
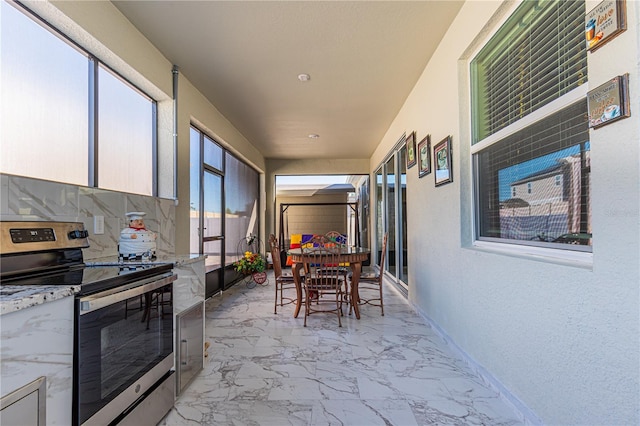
top-left (112, 1), bottom-right (463, 161)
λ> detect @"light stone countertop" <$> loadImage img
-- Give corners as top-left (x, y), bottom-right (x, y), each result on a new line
top-left (0, 254), bottom-right (206, 316)
top-left (0, 284), bottom-right (81, 316)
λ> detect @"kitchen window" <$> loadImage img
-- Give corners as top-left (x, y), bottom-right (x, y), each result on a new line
top-left (471, 0), bottom-right (591, 251)
top-left (97, 65), bottom-right (155, 195)
top-left (0, 1), bottom-right (156, 196)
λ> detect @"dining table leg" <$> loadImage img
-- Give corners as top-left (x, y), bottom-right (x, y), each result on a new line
top-left (350, 261), bottom-right (361, 319)
top-left (292, 262), bottom-right (304, 318)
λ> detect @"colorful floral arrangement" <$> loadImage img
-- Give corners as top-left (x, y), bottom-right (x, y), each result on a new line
top-left (233, 251), bottom-right (266, 274)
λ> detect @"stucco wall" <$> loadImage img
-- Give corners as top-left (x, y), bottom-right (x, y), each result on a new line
top-left (372, 1), bottom-right (640, 424)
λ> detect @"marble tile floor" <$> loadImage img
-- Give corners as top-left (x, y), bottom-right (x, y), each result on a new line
top-left (160, 271), bottom-right (524, 425)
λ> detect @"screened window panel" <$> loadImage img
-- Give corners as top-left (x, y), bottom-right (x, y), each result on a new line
top-left (203, 136), bottom-right (223, 170)
top-left (203, 171), bottom-right (222, 238)
top-left (98, 66), bottom-right (155, 195)
top-left (476, 100), bottom-right (591, 249)
top-left (1, 2), bottom-right (89, 185)
top-left (203, 240), bottom-right (222, 272)
top-left (1, 2), bottom-right (157, 195)
top-left (189, 127), bottom-right (201, 254)
top-left (472, 0), bottom-right (587, 142)
top-left (224, 153), bottom-right (260, 266)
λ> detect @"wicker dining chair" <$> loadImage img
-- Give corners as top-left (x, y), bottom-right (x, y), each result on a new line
top-left (269, 234), bottom-right (296, 314)
top-left (350, 232), bottom-right (387, 316)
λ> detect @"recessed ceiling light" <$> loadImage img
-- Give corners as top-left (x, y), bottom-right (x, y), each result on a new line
top-left (298, 73), bottom-right (311, 82)
top-left (308, 134), bottom-right (320, 139)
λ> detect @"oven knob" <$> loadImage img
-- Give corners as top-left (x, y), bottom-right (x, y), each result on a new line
top-left (135, 384), bottom-right (141, 393)
top-left (68, 230), bottom-right (89, 239)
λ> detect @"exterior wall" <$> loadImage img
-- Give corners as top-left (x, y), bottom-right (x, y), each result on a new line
top-left (512, 175), bottom-right (564, 205)
top-left (371, 1), bottom-right (640, 424)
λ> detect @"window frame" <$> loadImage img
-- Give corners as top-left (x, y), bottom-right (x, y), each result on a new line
top-left (468, 0), bottom-right (592, 264)
top-left (3, 1), bottom-right (158, 196)
top-left (374, 134), bottom-right (409, 292)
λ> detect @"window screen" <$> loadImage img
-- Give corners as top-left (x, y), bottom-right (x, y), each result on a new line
top-left (1, 2), bottom-right (89, 185)
top-left (1, 2), bottom-right (156, 195)
top-left (224, 153), bottom-right (260, 266)
top-left (476, 100), bottom-right (591, 249)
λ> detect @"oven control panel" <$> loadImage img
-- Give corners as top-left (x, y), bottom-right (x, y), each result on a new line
top-left (10, 227), bottom-right (56, 243)
top-left (1, 221), bottom-right (90, 255)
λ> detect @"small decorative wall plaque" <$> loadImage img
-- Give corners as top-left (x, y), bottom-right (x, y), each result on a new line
top-left (434, 136), bottom-right (452, 187)
top-left (406, 131), bottom-right (417, 169)
top-left (587, 74), bottom-right (630, 128)
top-left (585, 0), bottom-right (626, 52)
top-left (418, 135), bottom-right (431, 178)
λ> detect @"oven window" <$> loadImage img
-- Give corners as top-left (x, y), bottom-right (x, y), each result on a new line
top-left (100, 299), bottom-right (168, 398)
top-left (76, 283), bottom-right (173, 425)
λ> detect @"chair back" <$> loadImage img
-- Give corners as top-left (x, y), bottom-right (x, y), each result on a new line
top-left (268, 234), bottom-right (284, 277)
top-left (325, 231), bottom-right (347, 246)
top-left (302, 235), bottom-right (342, 290)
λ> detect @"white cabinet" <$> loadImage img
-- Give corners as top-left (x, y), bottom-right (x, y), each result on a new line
top-left (0, 376), bottom-right (46, 425)
top-left (172, 257), bottom-right (205, 396)
top-left (0, 297), bottom-right (74, 425)
top-left (176, 302), bottom-right (204, 394)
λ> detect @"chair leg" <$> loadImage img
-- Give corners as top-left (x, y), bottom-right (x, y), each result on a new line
top-left (274, 280), bottom-right (278, 314)
top-left (337, 291), bottom-right (342, 327)
top-left (303, 288), bottom-right (309, 327)
top-left (379, 282), bottom-right (384, 316)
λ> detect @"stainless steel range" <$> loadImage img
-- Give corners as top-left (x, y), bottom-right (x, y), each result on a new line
top-left (0, 221), bottom-right (177, 426)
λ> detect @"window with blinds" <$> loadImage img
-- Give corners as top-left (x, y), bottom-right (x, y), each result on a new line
top-left (471, 0), bottom-right (587, 143)
top-left (471, 0), bottom-right (591, 251)
top-left (475, 100), bottom-right (591, 249)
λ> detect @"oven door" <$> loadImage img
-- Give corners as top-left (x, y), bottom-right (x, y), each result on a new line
top-left (74, 273), bottom-right (176, 426)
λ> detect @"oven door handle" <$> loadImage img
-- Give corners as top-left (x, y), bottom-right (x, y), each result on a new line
top-left (79, 274), bottom-right (177, 314)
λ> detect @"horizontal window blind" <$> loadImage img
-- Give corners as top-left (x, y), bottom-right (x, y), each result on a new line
top-left (472, 0), bottom-right (587, 143)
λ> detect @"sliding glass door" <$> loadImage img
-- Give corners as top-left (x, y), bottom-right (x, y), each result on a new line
top-left (374, 136), bottom-right (409, 291)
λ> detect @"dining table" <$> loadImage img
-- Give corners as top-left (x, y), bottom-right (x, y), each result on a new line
top-left (288, 246), bottom-right (371, 320)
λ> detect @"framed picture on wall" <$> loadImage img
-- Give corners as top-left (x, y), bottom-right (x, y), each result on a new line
top-left (585, 0), bottom-right (627, 52)
top-left (406, 131), bottom-right (417, 169)
top-left (417, 135), bottom-right (431, 178)
top-left (587, 74), bottom-right (630, 128)
top-left (434, 136), bottom-right (452, 186)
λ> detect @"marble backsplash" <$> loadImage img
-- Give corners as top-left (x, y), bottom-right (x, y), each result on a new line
top-left (0, 174), bottom-right (176, 260)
